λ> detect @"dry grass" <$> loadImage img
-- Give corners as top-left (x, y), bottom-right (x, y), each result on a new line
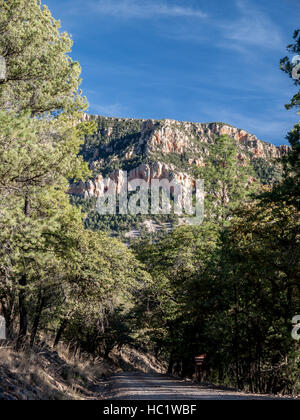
top-left (0, 341), bottom-right (110, 400)
top-left (0, 338), bottom-right (167, 400)
top-left (113, 345), bottom-right (167, 374)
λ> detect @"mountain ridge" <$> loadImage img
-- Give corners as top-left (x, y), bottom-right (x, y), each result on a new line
top-left (71, 114), bottom-right (288, 199)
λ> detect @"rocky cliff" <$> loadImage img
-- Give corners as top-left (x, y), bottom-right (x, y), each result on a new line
top-left (71, 116), bottom-right (288, 199)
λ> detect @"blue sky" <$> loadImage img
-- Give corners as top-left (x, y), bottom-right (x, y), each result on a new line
top-left (45, 0), bottom-right (300, 145)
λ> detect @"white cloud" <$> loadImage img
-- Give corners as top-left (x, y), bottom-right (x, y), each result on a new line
top-left (145, 0), bottom-right (283, 52)
top-left (93, 0), bottom-right (207, 19)
top-left (222, 0), bottom-right (283, 50)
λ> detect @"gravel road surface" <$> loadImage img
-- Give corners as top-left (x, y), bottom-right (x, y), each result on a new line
top-left (105, 372), bottom-right (281, 400)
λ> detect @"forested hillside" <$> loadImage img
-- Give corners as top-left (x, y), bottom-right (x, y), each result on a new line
top-left (70, 115), bottom-right (288, 239)
top-left (0, 0), bottom-right (299, 399)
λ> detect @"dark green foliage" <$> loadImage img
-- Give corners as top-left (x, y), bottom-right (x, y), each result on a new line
top-left (280, 29), bottom-right (300, 110)
top-left (82, 116), bottom-right (145, 172)
top-left (0, 1), bottom-right (149, 360)
top-left (70, 196), bottom-right (178, 241)
top-left (130, 130), bottom-right (299, 394)
top-left (260, 30), bottom-right (300, 209)
top-left (252, 157), bottom-right (282, 185)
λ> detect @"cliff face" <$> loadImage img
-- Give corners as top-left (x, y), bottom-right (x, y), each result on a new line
top-left (71, 116), bottom-right (288, 199)
top-left (71, 164), bottom-right (195, 199)
top-left (144, 119), bottom-right (288, 159)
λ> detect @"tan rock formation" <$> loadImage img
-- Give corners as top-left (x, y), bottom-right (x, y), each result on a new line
top-left (70, 117), bottom-right (289, 199)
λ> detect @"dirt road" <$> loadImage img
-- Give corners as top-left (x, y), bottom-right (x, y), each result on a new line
top-left (104, 372), bottom-right (280, 400)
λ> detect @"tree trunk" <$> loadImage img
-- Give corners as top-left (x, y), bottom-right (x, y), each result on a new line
top-left (24, 193), bottom-right (31, 217)
top-left (104, 346), bottom-right (112, 360)
top-left (16, 194), bottom-right (31, 351)
top-left (233, 284), bottom-right (241, 389)
top-left (0, 298), bottom-right (14, 339)
top-left (30, 294), bottom-right (46, 348)
top-left (167, 351), bottom-right (174, 375)
top-left (16, 274), bottom-right (28, 350)
top-left (53, 319), bottom-right (68, 348)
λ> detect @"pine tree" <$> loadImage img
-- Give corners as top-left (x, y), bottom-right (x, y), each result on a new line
top-left (271, 29), bottom-right (300, 209)
top-left (0, 0), bottom-right (87, 115)
top-left (0, 0), bottom-right (91, 349)
top-left (196, 135), bottom-right (256, 227)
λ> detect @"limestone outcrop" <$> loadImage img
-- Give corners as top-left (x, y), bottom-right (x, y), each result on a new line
top-left (70, 116), bottom-right (288, 198)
